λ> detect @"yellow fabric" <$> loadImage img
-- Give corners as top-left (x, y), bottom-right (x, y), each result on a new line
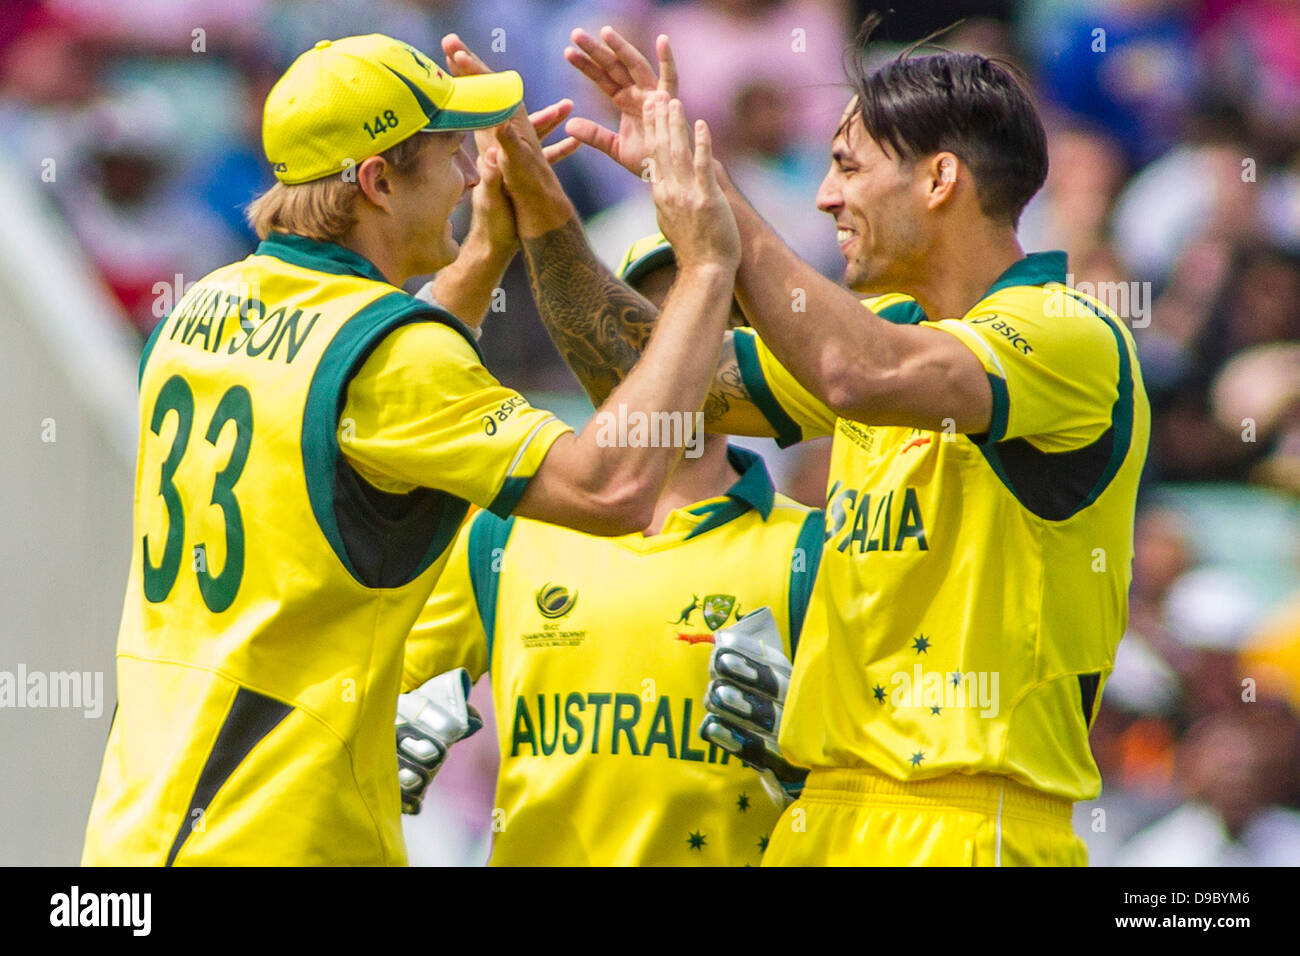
top-left (927, 304), bottom-right (1112, 452)
top-left (405, 451), bottom-right (821, 865)
top-left (737, 292), bottom-right (921, 441)
top-left (339, 322), bottom-right (571, 497)
top-left (263, 34), bottom-right (522, 183)
top-left (738, 256), bottom-right (1150, 811)
top-left (83, 233), bottom-right (566, 865)
top-left (761, 768), bottom-right (1086, 866)
top-left (403, 512), bottom-right (489, 691)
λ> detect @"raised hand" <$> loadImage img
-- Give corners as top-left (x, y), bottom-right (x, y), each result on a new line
top-left (472, 99), bottom-right (575, 252)
top-left (441, 32), bottom-right (581, 166)
top-left (644, 93), bottom-right (739, 270)
top-left (496, 114), bottom-right (578, 240)
top-left (564, 27), bottom-right (678, 178)
top-left (438, 33), bottom-right (580, 249)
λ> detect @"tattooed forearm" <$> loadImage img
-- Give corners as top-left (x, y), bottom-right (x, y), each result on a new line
top-left (519, 219), bottom-right (769, 435)
top-left (704, 337), bottom-right (753, 425)
top-left (520, 218), bottom-right (659, 406)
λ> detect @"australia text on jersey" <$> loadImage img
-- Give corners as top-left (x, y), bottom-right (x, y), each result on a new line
top-left (510, 691), bottom-right (738, 765)
top-left (825, 481), bottom-right (928, 555)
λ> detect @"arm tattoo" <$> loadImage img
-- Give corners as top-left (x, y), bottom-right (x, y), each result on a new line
top-left (703, 336), bottom-right (753, 425)
top-left (520, 218), bottom-right (658, 406)
top-left (519, 218), bottom-right (756, 426)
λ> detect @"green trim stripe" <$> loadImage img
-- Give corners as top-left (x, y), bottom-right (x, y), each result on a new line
top-left (974, 432), bottom-right (1016, 500)
top-left (425, 103), bottom-right (519, 132)
top-left (258, 232), bottom-right (389, 285)
top-left (970, 296), bottom-right (1137, 521)
top-left (683, 500), bottom-right (749, 541)
top-left (982, 251), bottom-right (1067, 298)
top-left (787, 510), bottom-right (825, 657)
top-left (467, 511), bottom-right (516, 671)
top-left (302, 292), bottom-right (482, 585)
top-left (259, 232), bottom-right (484, 360)
top-left (619, 243), bottom-right (675, 286)
top-left (877, 300), bottom-right (927, 325)
top-left (138, 313), bottom-right (169, 387)
top-left (683, 445), bottom-right (775, 540)
top-left (984, 372), bottom-right (1010, 445)
top-left (1064, 292), bottom-right (1136, 512)
top-left (720, 445), bottom-right (774, 518)
top-left (384, 66), bottom-right (441, 124)
top-left (385, 67), bottom-right (520, 132)
top-left (733, 331), bottom-right (803, 449)
top-left (487, 475), bottom-right (531, 519)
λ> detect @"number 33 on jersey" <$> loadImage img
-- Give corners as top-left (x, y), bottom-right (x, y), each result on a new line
top-left (84, 234), bottom-right (571, 866)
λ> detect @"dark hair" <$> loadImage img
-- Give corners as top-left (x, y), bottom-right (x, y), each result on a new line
top-left (843, 15), bottom-right (1048, 227)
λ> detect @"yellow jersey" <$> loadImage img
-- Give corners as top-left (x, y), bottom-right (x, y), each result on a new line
top-left (404, 447), bottom-right (824, 865)
top-left (734, 252), bottom-right (1150, 801)
top-left (83, 232), bottom-right (570, 865)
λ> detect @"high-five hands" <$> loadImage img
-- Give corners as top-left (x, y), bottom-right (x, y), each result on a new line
top-left (441, 32), bottom-right (580, 166)
top-left (440, 33), bottom-right (580, 246)
top-left (642, 92), bottom-right (738, 271)
top-left (564, 27), bottom-right (679, 178)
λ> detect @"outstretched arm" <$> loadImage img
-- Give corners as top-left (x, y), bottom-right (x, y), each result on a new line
top-left (718, 167), bottom-right (991, 433)
top-left (564, 26), bottom-right (992, 435)
top-left (519, 218), bottom-right (773, 436)
top-left (500, 30), bottom-right (768, 435)
top-left (518, 216), bottom-right (652, 406)
top-left (503, 95), bottom-right (749, 532)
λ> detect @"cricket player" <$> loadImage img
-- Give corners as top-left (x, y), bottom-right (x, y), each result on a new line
top-left (499, 23), bottom-right (1152, 865)
top-left (82, 33), bottom-right (740, 865)
top-left (396, 233), bottom-right (824, 865)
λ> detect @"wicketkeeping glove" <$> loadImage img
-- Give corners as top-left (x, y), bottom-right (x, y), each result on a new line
top-left (698, 606), bottom-right (808, 807)
top-left (396, 668), bottom-right (482, 815)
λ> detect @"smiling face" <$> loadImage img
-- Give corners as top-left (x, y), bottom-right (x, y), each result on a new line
top-left (387, 131), bottom-right (480, 277)
top-left (816, 103), bottom-right (933, 296)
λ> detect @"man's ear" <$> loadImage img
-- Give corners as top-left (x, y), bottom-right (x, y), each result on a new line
top-left (357, 155), bottom-right (394, 213)
top-left (925, 152), bottom-right (960, 210)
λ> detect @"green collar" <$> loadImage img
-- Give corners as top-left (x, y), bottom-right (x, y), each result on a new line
top-left (982, 250), bottom-right (1068, 299)
top-left (256, 232), bottom-right (391, 285)
top-left (257, 231), bottom-right (488, 363)
top-left (683, 445), bottom-right (775, 540)
top-left (721, 445), bottom-right (775, 518)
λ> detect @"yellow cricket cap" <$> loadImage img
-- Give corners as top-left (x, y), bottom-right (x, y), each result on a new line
top-left (617, 230), bottom-right (748, 326)
top-left (263, 34), bottom-right (523, 184)
top-left (616, 231), bottom-right (675, 286)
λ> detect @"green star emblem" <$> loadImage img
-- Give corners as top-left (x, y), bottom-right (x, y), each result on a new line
top-left (950, 672), bottom-right (961, 687)
top-left (757, 834), bottom-right (770, 852)
top-left (912, 634), bottom-right (931, 654)
top-left (873, 683), bottom-right (886, 703)
top-left (687, 831), bottom-right (706, 851)
top-left (737, 793), bottom-right (750, 812)
top-left (910, 751), bottom-right (925, 766)
top-left (930, 705), bottom-right (942, 715)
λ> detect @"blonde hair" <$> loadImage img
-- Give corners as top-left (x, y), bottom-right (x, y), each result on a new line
top-left (246, 132), bottom-right (436, 243)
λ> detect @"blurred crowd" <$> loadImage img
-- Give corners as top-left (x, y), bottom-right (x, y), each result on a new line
top-left (5, 0), bottom-right (1299, 866)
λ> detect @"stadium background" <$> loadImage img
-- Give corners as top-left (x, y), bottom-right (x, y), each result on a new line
top-left (2, 0), bottom-right (1298, 866)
